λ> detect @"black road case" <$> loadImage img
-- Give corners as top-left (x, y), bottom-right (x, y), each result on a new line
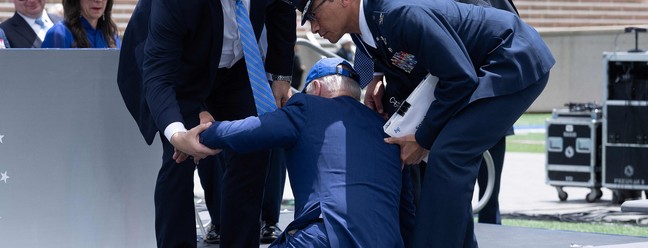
top-left (603, 101), bottom-right (648, 198)
top-left (546, 107), bottom-right (603, 202)
top-left (602, 52), bottom-right (648, 203)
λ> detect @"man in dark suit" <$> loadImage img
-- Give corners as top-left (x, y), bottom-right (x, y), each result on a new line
top-left (0, 0), bottom-right (62, 48)
top-left (116, 0), bottom-right (296, 247)
top-left (293, 0), bottom-right (554, 247)
top-left (178, 58), bottom-right (405, 247)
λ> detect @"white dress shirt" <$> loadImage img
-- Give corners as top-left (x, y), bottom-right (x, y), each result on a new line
top-left (17, 10), bottom-right (53, 42)
top-left (218, 0), bottom-right (250, 68)
top-left (357, 0), bottom-right (383, 77)
top-left (358, 0), bottom-right (376, 49)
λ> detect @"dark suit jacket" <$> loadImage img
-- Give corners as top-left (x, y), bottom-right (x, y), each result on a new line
top-left (201, 94), bottom-right (404, 247)
top-left (117, 0), bottom-right (296, 145)
top-left (352, 0), bottom-right (554, 149)
top-left (0, 12), bottom-right (62, 48)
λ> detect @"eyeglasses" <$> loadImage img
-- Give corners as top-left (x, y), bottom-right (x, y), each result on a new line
top-left (303, 0), bottom-right (328, 23)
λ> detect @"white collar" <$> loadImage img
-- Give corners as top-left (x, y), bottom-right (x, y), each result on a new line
top-left (17, 10), bottom-right (50, 25)
top-left (358, 0), bottom-right (376, 48)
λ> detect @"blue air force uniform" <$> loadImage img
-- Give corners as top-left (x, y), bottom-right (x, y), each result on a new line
top-left (342, 0), bottom-right (556, 247)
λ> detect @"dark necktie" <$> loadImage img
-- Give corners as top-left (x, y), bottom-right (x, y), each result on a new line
top-left (235, 0), bottom-right (277, 115)
top-left (353, 49), bottom-right (375, 88)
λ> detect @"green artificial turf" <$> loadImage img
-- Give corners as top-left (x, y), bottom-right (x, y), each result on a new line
top-left (501, 218), bottom-right (648, 237)
top-left (508, 113), bottom-right (551, 153)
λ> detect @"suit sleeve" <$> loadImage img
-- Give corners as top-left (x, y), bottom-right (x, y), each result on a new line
top-left (200, 94), bottom-right (308, 153)
top-left (385, 6), bottom-right (479, 149)
top-left (264, 0), bottom-right (296, 76)
top-left (142, 0), bottom-right (188, 132)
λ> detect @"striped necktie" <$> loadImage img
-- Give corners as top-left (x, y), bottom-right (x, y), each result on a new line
top-left (235, 0), bottom-right (277, 115)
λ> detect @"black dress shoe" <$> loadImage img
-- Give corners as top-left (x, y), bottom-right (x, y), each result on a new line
top-left (260, 223), bottom-right (282, 244)
top-left (204, 224), bottom-right (220, 244)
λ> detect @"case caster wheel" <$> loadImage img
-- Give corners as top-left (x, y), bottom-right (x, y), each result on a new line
top-left (614, 189), bottom-right (643, 204)
top-left (628, 190), bottom-right (642, 200)
top-left (556, 187), bottom-right (568, 201)
top-left (596, 188), bottom-right (603, 200)
top-left (586, 188), bottom-right (602, 203)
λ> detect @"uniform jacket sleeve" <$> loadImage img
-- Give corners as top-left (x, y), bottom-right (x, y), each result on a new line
top-left (200, 94), bottom-right (308, 152)
top-left (382, 6), bottom-right (479, 149)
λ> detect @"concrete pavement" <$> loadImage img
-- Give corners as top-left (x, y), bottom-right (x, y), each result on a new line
top-left (496, 152), bottom-right (647, 225)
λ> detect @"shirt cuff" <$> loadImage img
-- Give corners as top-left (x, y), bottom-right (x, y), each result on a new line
top-left (164, 122), bottom-right (187, 142)
top-left (373, 72), bottom-right (384, 77)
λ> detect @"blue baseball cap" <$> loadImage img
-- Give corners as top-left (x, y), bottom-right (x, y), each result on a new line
top-left (302, 57), bottom-right (360, 92)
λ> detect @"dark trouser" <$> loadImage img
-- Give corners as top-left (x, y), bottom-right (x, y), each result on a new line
top-left (407, 137), bottom-right (506, 225)
top-left (400, 166), bottom-right (416, 248)
top-left (154, 96), bottom-right (223, 248)
top-left (408, 162), bottom-right (425, 208)
top-left (219, 148), bottom-right (270, 247)
top-left (209, 59), bottom-right (271, 247)
top-left (477, 136), bottom-right (506, 224)
top-left (412, 75), bottom-right (548, 248)
top-left (198, 152), bottom-right (224, 231)
top-left (155, 124), bottom-right (222, 248)
top-left (262, 147), bottom-right (287, 225)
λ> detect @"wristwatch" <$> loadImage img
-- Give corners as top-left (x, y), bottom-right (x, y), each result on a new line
top-left (270, 74), bottom-right (292, 82)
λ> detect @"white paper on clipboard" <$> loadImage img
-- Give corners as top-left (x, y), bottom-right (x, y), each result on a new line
top-left (383, 74), bottom-right (438, 137)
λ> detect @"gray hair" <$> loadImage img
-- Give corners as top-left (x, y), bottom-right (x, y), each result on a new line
top-left (305, 75), bottom-right (362, 100)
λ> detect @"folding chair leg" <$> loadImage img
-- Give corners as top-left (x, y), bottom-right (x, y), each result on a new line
top-left (195, 201), bottom-right (207, 238)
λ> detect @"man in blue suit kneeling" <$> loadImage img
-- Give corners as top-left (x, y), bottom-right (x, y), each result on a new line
top-left (174, 58), bottom-right (407, 247)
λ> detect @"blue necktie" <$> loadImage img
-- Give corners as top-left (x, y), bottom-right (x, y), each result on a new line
top-left (235, 0), bottom-right (277, 115)
top-left (35, 17), bottom-right (46, 29)
top-left (353, 50), bottom-right (375, 89)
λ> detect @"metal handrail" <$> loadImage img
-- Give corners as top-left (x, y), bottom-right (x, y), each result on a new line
top-left (296, 38), bottom-right (340, 59)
